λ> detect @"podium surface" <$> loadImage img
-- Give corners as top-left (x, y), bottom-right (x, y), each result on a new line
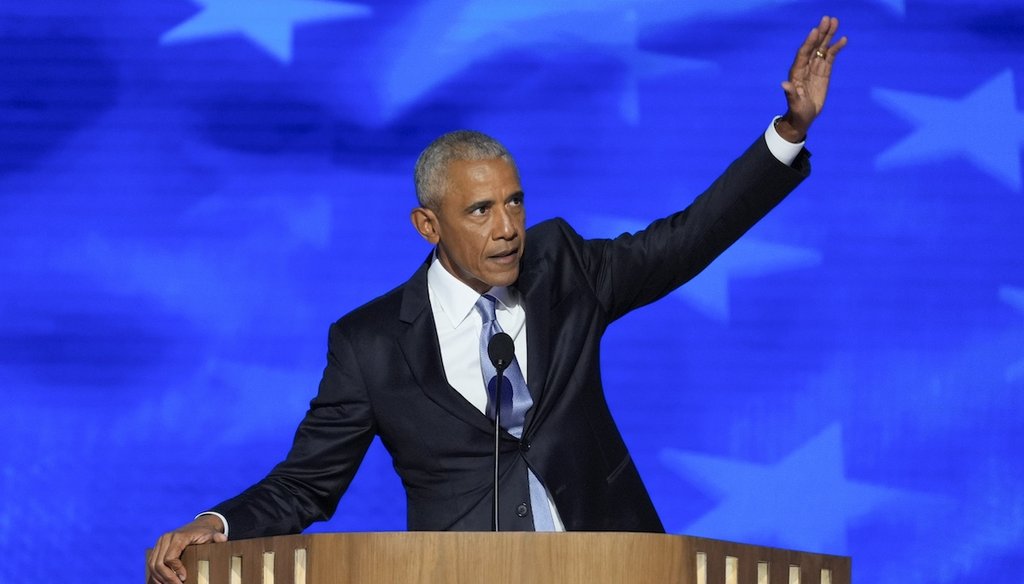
top-left (170, 532), bottom-right (850, 584)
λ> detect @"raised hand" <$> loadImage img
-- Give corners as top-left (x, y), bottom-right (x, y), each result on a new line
top-left (776, 16), bottom-right (848, 143)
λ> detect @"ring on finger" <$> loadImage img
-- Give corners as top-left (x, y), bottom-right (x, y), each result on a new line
top-left (814, 49), bottom-right (826, 59)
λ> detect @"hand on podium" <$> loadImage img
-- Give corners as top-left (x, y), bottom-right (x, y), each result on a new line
top-left (148, 514), bottom-right (227, 584)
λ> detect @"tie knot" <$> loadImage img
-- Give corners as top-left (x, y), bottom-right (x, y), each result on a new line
top-left (475, 294), bottom-right (498, 324)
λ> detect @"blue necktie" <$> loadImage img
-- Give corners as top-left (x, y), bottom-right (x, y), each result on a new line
top-left (476, 294), bottom-right (556, 531)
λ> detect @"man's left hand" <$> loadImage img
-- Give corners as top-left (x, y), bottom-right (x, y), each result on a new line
top-left (775, 15), bottom-right (848, 143)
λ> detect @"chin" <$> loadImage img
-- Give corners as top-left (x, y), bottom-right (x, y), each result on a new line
top-left (487, 271), bottom-right (519, 289)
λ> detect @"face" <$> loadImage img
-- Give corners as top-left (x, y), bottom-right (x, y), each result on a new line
top-left (411, 158), bottom-right (526, 294)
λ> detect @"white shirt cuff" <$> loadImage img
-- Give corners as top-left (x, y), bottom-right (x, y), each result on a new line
top-left (196, 511), bottom-right (229, 539)
top-left (765, 116), bottom-right (805, 166)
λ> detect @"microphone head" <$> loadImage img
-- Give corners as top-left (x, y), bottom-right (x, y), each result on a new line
top-left (487, 332), bottom-right (515, 370)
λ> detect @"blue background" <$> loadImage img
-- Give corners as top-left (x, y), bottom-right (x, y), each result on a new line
top-left (2, 0), bottom-right (1023, 582)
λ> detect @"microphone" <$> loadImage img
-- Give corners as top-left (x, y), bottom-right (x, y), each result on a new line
top-left (486, 332), bottom-right (515, 531)
top-left (488, 332), bottom-right (514, 372)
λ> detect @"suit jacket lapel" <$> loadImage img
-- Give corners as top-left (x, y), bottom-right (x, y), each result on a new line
top-left (398, 256), bottom-right (495, 436)
top-left (517, 252), bottom-right (554, 432)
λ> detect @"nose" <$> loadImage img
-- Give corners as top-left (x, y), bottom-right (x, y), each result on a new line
top-left (493, 206), bottom-right (517, 240)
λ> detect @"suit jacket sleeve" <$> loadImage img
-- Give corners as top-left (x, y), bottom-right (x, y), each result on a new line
top-left (572, 134), bottom-right (810, 323)
top-left (209, 323), bottom-right (377, 539)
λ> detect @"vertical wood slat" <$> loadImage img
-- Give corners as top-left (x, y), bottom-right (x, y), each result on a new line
top-left (196, 560), bottom-right (210, 584)
top-left (756, 562), bottom-right (769, 584)
top-left (229, 555), bottom-right (242, 584)
top-left (262, 552), bottom-right (275, 584)
top-left (294, 548), bottom-right (306, 584)
top-left (725, 556), bottom-right (739, 584)
top-left (696, 552), bottom-right (708, 584)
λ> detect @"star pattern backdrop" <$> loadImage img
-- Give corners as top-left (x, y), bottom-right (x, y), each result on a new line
top-left (1, 0), bottom-right (1022, 582)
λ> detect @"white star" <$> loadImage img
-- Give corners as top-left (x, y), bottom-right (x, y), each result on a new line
top-left (161, 0), bottom-right (371, 63)
top-left (661, 424), bottom-right (901, 553)
top-left (872, 70), bottom-right (1024, 192)
top-left (999, 285), bottom-right (1024, 381)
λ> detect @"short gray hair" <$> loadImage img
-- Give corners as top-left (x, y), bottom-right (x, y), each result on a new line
top-left (414, 130), bottom-right (519, 210)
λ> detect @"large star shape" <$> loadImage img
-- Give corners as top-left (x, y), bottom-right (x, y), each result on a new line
top-left (999, 285), bottom-right (1024, 381)
top-left (362, 0), bottom-right (901, 122)
top-left (367, 3), bottom-right (710, 124)
top-left (872, 69), bottom-right (1024, 192)
top-left (161, 0), bottom-right (371, 63)
top-left (661, 424), bottom-right (901, 553)
top-left (583, 216), bottom-right (820, 323)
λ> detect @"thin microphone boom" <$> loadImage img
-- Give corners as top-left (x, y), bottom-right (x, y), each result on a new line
top-left (487, 332), bottom-right (514, 531)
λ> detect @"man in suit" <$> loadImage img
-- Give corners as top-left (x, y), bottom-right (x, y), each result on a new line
top-left (149, 16), bottom-right (846, 584)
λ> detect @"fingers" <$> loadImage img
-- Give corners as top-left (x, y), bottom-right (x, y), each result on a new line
top-left (164, 557), bottom-right (187, 582)
top-left (149, 534), bottom-right (187, 584)
top-left (789, 26), bottom-right (819, 80)
top-left (828, 35), bottom-right (849, 61)
top-left (148, 533), bottom-right (185, 584)
top-left (147, 526), bottom-right (226, 584)
top-left (817, 16), bottom-right (837, 51)
top-left (815, 16), bottom-right (848, 64)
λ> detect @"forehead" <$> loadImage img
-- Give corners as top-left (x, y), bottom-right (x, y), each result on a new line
top-left (445, 158), bottom-right (520, 198)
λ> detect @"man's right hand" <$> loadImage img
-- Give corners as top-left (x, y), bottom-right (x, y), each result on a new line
top-left (148, 514), bottom-right (228, 584)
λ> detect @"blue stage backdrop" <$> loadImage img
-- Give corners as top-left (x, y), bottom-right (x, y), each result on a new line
top-left (2, 0), bottom-right (1023, 582)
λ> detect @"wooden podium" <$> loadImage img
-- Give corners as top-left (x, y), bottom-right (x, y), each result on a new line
top-left (170, 532), bottom-right (850, 584)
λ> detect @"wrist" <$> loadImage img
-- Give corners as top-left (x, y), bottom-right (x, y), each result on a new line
top-left (194, 513), bottom-right (225, 534)
top-left (774, 115), bottom-right (806, 143)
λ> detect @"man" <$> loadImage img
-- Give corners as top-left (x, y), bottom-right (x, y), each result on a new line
top-left (149, 16), bottom-right (846, 584)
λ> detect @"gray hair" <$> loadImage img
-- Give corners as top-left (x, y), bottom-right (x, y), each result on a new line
top-left (414, 130), bottom-right (519, 210)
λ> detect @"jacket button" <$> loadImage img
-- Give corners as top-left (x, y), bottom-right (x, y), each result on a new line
top-left (516, 502), bottom-right (529, 517)
top-left (519, 440), bottom-right (530, 452)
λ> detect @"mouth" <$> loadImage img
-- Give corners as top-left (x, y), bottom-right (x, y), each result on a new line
top-left (489, 248), bottom-right (520, 264)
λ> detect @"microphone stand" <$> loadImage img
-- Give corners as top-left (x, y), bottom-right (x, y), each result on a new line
top-left (492, 362), bottom-right (508, 532)
top-left (487, 331), bottom-right (515, 532)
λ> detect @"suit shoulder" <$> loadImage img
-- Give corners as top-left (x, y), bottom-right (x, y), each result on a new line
top-left (527, 217), bottom-right (577, 239)
top-left (524, 217), bottom-right (588, 258)
top-left (330, 281), bottom-right (406, 338)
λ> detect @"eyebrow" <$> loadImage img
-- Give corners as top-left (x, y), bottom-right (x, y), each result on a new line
top-left (462, 191), bottom-right (525, 213)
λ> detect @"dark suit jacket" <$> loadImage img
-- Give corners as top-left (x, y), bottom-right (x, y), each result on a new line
top-left (212, 136), bottom-right (810, 538)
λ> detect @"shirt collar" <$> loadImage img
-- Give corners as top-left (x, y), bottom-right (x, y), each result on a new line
top-left (426, 253), bottom-right (520, 329)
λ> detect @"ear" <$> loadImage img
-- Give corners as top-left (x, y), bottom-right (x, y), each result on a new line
top-left (410, 207), bottom-right (441, 244)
